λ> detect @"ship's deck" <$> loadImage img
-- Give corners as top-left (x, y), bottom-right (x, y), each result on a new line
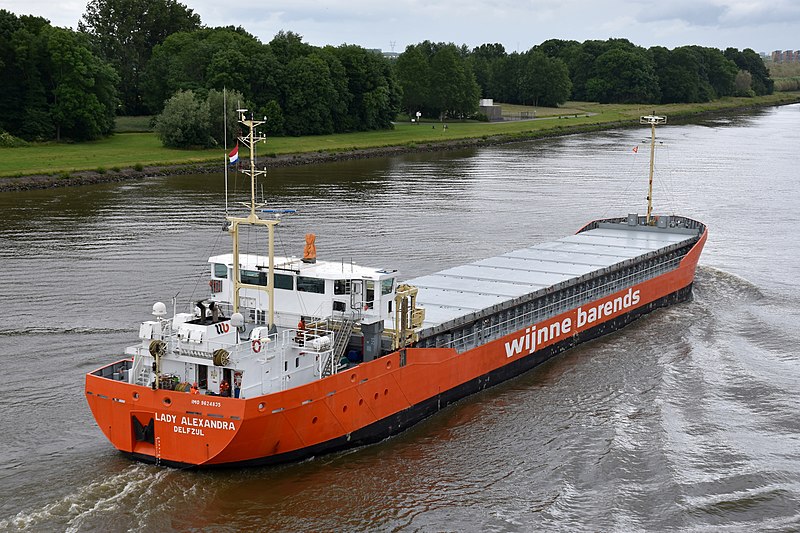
top-left (405, 222), bottom-right (698, 331)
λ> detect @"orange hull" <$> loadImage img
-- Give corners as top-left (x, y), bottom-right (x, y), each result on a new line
top-left (86, 227), bottom-right (707, 467)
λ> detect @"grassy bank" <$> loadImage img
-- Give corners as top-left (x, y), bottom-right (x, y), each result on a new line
top-left (1, 93), bottom-right (798, 181)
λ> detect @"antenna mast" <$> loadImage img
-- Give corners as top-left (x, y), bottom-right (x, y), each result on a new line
top-left (226, 110), bottom-right (278, 330)
top-left (640, 114), bottom-right (666, 225)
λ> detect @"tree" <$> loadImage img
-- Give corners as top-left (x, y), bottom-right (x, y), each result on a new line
top-left (142, 27), bottom-right (276, 114)
top-left (396, 45), bottom-right (430, 116)
top-left (734, 70), bottom-right (754, 96)
top-left (79, 0), bottom-right (201, 114)
top-left (154, 88), bottom-right (245, 148)
top-left (691, 46), bottom-right (737, 98)
top-left (153, 90), bottom-right (211, 147)
top-left (206, 88), bottom-right (245, 147)
top-left (396, 42), bottom-right (479, 119)
top-left (518, 50), bottom-right (571, 107)
top-left (282, 54), bottom-right (338, 135)
top-left (724, 47), bottom-right (773, 95)
top-left (269, 30), bottom-right (313, 65)
top-left (652, 46), bottom-right (706, 103)
top-left (0, 11), bottom-right (53, 139)
top-left (585, 47), bottom-right (660, 103)
top-left (44, 26), bottom-right (119, 140)
top-left (469, 43), bottom-right (506, 98)
top-left (259, 100), bottom-right (284, 136)
top-left (327, 45), bottom-right (399, 131)
top-left (0, 11), bottom-right (118, 141)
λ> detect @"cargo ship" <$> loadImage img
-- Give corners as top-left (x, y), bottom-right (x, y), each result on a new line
top-left (85, 114), bottom-right (706, 468)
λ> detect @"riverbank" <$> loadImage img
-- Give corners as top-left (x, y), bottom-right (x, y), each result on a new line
top-left (2, 94), bottom-right (799, 191)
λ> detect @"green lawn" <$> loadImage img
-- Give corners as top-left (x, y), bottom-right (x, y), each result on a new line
top-left (114, 115), bottom-right (154, 133)
top-left (2, 93), bottom-right (799, 179)
top-left (0, 134), bottom-right (223, 176)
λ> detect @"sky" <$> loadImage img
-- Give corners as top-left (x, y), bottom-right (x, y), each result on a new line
top-left (2, 0), bottom-right (798, 54)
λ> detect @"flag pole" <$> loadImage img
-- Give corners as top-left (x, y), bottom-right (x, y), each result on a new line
top-left (224, 87), bottom-right (229, 216)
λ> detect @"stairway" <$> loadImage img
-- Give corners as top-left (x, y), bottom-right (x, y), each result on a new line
top-left (322, 313), bottom-right (356, 377)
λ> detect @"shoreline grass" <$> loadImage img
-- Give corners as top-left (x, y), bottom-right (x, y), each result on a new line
top-left (1, 94), bottom-right (798, 180)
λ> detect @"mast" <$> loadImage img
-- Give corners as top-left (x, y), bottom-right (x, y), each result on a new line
top-left (223, 88), bottom-right (228, 215)
top-left (640, 114), bottom-right (666, 225)
top-left (227, 110), bottom-right (278, 330)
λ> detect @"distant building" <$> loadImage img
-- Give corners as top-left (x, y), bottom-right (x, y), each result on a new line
top-left (479, 99), bottom-right (502, 121)
top-left (368, 49), bottom-right (400, 61)
top-left (771, 50), bottom-right (800, 63)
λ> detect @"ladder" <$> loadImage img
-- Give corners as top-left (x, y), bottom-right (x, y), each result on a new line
top-left (135, 366), bottom-right (151, 386)
top-left (322, 313), bottom-right (356, 377)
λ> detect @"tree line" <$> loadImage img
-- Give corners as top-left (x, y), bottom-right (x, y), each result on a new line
top-left (0, 10), bottom-right (118, 142)
top-left (465, 39), bottom-right (772, 107)
top-left (0, 0), bottom-right (779, 145)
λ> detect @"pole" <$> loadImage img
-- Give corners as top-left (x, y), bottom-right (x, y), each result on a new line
top-left (223, 87), bottom-right (228, 215)
top-left (268, 224), bottom-right (275, 329)
top-left (640, 114), bottom-right (666, 225)
top-left (647, 120), bottom-right (655, 224)
top-left (249, 114), bottom-right (256, 219)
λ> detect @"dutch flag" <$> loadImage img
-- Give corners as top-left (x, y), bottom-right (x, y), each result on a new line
top-left (228, 144), bottom-right (239, 165)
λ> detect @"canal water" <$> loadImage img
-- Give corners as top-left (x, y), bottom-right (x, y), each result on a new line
top-left (1, 105), bottom-right (798, 532)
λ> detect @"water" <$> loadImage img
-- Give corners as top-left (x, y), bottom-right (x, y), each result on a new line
top-left (1, 105), bottom-right (798, 532)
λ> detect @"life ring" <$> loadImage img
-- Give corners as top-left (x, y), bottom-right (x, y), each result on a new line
top-left (252, 339), bottom-right (262, 353)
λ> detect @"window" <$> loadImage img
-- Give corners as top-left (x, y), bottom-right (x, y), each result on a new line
top-left (241, 270), bottom-right (294, 290)
top-left (240, 269), bottom-right (266, 286)
top-left (275, 273), bottom-right (294, 290)
top-left (297, 276), bottom-right (325, 294)
top-left (365, 280), bottom-right (375, 309)
top-left (381, 278), bottom-right (394, 295)
top-left (213, 263), bottom-right (228, 278)
top-left (334, 279), bottom-right (350, 295)
top-left (333, 301), bottom-right (346, 312)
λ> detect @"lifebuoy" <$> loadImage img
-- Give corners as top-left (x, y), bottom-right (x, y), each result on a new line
top-left (252, 339), bottom-right (262, 353)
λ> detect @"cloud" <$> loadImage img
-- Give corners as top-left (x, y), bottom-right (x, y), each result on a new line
top-left (2, 0), bottom-right (796, 53)
top-left (634, 0), bottom-right (800, 28)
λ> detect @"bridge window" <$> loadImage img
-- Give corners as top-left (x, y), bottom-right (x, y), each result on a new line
top-left (213, 263), bottom-right (228, 278)
top-left (365, 281), bottom-right (375, 309)
top-left (240, 269), bottom-right (266, 286)
top-left (297, 276), bottom-right (325, 294)
top-left (275, 273), bottom-right (294, 290)
top-left (381, 278), bottom-right (394, 295)
top-left (334, 279), bottom-right (350, 295)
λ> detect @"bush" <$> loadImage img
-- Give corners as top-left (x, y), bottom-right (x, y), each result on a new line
top-left (0, 131), bottom-right (28, 147)
top-left (774, 78), bottom-right (800, 92)
top-left (133, 163), bottom-right (144, 172)
top-left (154, 89), bottom-right (248, 148)
top-left (154, 90), bottom-right (213, 148)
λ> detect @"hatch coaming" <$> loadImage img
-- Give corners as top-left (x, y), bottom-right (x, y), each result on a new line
top-left (407, 216), bottom-right (703, 341)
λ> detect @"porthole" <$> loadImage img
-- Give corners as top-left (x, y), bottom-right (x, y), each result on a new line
top-left (257, 402), bottom-right (266, 412)
top-left (132, 392), bottom-right (139, 400)
top-left (312, 416), bottom-right (318, 424)
top-left (373, 392), bottom-right (379, 400)
top-left (162, 397), bottom-right (172, 406)
top-left (342, 405), bottom-right (348, 413)
top-left (386, 360), bottom-right (392, 369)
top-left (384, 388), bottom-right (388, 396)
top-left (358, 398), bottom-right (364, 406)
top-left (350, 373), bottom-right (357, 383)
